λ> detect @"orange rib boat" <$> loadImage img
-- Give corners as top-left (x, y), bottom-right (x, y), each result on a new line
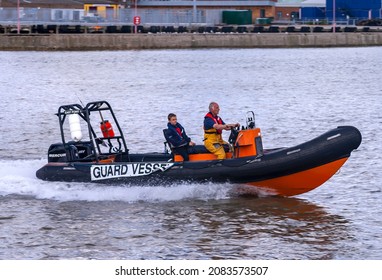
top-left (36, 101), bottom-right (362, 197)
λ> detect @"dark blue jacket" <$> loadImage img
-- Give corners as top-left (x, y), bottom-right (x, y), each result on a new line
top-left (167, 122), bottom-right (191, 147)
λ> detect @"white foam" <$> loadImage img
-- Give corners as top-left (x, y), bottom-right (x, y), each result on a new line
top-left (0, 160), bottom-right (233, 202)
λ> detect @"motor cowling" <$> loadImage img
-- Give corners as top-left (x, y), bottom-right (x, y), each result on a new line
top-left (48, 143), bottom-right (70, 162)
top-left (47, 142), bottom-right (93, 162)
top-left (100, 120), bottom-right (115, 138)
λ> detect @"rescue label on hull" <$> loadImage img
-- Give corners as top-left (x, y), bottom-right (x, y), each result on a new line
top-left (90, 162), bottom-right (174, 181)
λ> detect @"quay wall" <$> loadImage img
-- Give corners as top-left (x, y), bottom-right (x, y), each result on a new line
top-left (1, 33), bottom-right (382, 51)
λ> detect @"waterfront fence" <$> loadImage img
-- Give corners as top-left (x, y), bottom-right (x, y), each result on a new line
top-left (0, 7), bottom-right (370, 27)
top-left (0, 7), bottom-right (223, 26)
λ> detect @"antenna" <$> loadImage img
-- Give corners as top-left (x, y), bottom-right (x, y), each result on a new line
top-left (75, 92), bottom-right (84, 107)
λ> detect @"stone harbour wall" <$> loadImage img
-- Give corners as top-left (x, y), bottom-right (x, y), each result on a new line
top-left (1, 33), bottom-right (382, 51)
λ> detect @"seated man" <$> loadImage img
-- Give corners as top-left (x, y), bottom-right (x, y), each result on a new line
top-left (166, 113), bottom-right (195, 161)
top-left (204, 102), bottom-right (239, 160)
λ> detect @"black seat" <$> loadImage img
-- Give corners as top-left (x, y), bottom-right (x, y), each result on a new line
top-left (163, 129), bottom-right (183, 159)
top-left (163, 129), bottom-right (201, 155)
top-left (163, 129), bottom-right (175, 151)
top-left (163, 129), bottom-right (230, 156)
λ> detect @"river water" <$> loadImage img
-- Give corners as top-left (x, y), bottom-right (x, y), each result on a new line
top-left (0, 47), bottom-right (381, 260)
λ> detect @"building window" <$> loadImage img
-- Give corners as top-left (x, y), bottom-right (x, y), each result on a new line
top-left (73, 11), bottom-right (80, 21)
top-left (54, 10), bottom-right (63, 20)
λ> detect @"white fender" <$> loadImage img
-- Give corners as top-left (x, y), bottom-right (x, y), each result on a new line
top-left (68, 113), bottom-right (82, 142)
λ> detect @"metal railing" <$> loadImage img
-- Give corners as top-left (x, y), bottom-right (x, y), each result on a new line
top-left (0, 7), bottom-right (218, 25)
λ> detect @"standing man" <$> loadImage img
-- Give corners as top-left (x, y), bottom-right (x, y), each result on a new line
top-left (203, 102), bottom-right (239, 159)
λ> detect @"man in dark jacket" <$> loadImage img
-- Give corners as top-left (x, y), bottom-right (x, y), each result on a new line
top-left (166, 113), bottom-right (195, 161)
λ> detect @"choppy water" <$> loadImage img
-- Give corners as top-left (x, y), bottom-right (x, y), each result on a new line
top-left (0, 47), bottom-right (381, 259)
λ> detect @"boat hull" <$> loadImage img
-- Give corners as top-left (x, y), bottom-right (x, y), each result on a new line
top-left (36, 126), bottom-right (362, 196)
top-left (247, 157), bottom-right (349, 196)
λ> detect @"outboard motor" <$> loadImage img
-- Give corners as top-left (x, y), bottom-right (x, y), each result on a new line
top-left (47, 142), bottom-right (93, 162)
top-left (47, 143), bottom-right (78, 162)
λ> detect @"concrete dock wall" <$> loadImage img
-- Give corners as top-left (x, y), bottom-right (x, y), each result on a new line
top-left (1, 33), bottom-right (382, 51)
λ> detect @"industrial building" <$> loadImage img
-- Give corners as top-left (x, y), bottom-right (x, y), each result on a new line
top-left (0, 0), bottom-right (381, 26)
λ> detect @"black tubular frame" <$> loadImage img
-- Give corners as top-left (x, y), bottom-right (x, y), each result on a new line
top-left (56, 101), bottom-right (129, 162)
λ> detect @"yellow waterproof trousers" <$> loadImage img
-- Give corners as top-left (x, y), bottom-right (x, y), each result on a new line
top-left (204, 132), bottom-right (227, 160)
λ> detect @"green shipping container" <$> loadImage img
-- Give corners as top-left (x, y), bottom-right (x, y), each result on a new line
top-left (222, 10), bottom-right (252, 25)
